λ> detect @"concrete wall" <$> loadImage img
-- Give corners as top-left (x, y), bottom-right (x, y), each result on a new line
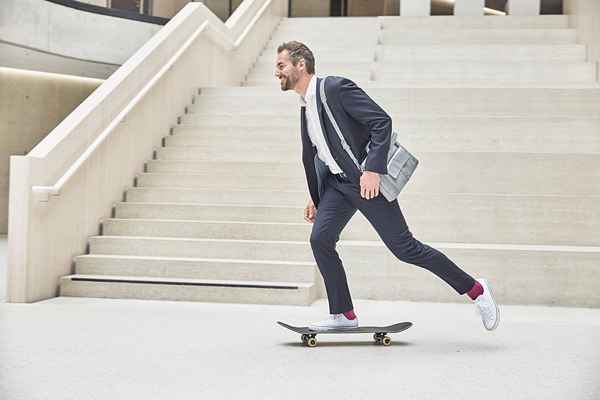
top-left (152, 0), bottom-right (245, 20)
top-left (0, 0), bottom-right (162, 78)
top-left (152, 0), bottom-right (192, 18)
top-left (0, 68), bottom-right (103, 235)
top-left (349, 0), bottom-right (386, 16)
top-left (201, 0), bottom-right (231, 20)
top-left (0, 42), bottom-right (120, 79)
top-left (564, 0), bottom-right (600, 79)
top-left (78, 0), bottom-right (110, 6)
top-left (291, 0), bottom-right (330, 17)
top-left (6, 0), bottom-right (287, 303)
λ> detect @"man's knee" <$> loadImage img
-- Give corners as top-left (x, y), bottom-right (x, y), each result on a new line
top-left (310, 229), bottom-right (338, 250)
top-left (390, 237), bottom-right (428, 264)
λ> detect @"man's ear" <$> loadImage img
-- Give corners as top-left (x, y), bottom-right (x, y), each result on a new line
top-left (298, 58), bottom-right (306, 71)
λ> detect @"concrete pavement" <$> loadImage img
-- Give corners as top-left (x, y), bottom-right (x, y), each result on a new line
top-left (1, 235), bottom-right (598, 400)
top-left (0, 295), bottom-right (599, 400)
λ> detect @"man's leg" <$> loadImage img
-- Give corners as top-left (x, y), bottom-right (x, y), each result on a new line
top-left (310, 175), bottom-right (358, 314)
top-left (348, 190), bottom-right (475, 294)
top-left (328, 177), bottom-right (499, 330)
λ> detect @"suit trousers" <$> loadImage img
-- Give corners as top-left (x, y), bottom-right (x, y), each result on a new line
top-left (310, 172), bottom-right (476, 314)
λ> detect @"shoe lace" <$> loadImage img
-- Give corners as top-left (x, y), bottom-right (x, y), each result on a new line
top-left (475, 298), bottom-right (494, 321)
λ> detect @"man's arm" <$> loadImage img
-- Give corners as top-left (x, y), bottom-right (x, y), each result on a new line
top-left (337, 78), bottom-right (392, 175)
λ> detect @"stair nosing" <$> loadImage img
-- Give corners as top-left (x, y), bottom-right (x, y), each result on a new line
top-left (63, 274), bottom-right (313, 289)
top-left (76, 254), bottom-right (316, 266)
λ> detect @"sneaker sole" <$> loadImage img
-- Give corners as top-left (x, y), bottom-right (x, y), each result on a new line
top-left (307, 325), bottom-right (359, 332)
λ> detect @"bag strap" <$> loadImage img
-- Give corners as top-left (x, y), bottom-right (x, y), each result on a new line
top-left (319, 76), bottom-right (363, 172)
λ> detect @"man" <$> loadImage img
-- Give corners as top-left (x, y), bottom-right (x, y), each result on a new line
top-left (274, 41), bottom-right (499, 332)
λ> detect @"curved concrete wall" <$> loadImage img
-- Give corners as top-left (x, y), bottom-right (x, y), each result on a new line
top-left (0, 67), bottom-right (103, 235)
top-left (0, 0), bottom-right (163, 78)
top-left (0, 41), bottom-right (119, 79)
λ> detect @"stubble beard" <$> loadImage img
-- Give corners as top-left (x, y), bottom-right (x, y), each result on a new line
top-left (279, 72), bottom-right (297, 91)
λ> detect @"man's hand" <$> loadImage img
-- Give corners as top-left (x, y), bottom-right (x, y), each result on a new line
top-left (304, 200), bottom-right (316, 223)
top-left (360, 171), bottom-right (380, 200)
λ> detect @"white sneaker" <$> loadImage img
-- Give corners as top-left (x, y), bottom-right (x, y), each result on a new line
top-left (308, 314), bottom-right (359, 331)
top-left (474, 278), bottom-right (500, 331)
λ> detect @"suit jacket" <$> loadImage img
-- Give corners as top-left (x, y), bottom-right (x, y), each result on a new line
top-left (300, 76), bottom-right (392, 208)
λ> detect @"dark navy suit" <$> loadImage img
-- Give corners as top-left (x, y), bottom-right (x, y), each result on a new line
top-left (300, 77), bottom-right (476, 314)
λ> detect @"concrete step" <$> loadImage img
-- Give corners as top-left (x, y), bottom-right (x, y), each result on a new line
top-left (147, 152), bottom-right (600, 196)
top-left (146, 160), bottom-right (299, 173)
top-left (267, 32), bottom-right (378, 43)
top-left (101, 219), bottom-right (314, 241)
top-left (375, 44), bottom-right (587, 62)
top-left (136, 171), bottom-right (305, 189)
top-left (244, 78), bottom-right (600, 89)
top-left (262, 46), bottom-right (376, 61)
top-left (190, 88), bottom-right (600, 116)
top-left (125, 187), bottom-right (306, 206)
top-left (379, 29), bottom-right (577, 45)
top-left (262, 43), bottom-right (377, 54)
top-left (195, 86), bottom-right (600, 98)
top-left (260, 44), bottom-right (587, 64)
top-left (86, 237), bottom-right (600, 306)
top-left (59, 274), bottom-right (317, 305)
top-left (182, 112), bottom-right (297, 126)
top-left (161, 118), bottom-right (600, 156)
top-left (363, 81), bottom-right (599, 88)
top-left (250, 61), bottom-right (373, 75)
top-left (256, 49), bottom-right (376, 63)
top-left (378, 15), bottom-right (570, 29)
top-left (278, 16), bottom-right (379, 27)
top-left (374, 62), bottom-right (596, 83)
top-left (247, 72), bottom-right (371, 85)
top-left (169, 117), bottom-right (600, 154)
top-left (158, 140), bottom-right (303, 156)
top-left (114, 193), bottom-right (600, 246)
top-left (105, 192), bottom-right (600, 245)
top-left (245, 74), bottom-right (371, 87)
top-left (74, 254), bottom-right (317, 283)
top-left (278, 16), bottom-right (569, 31)
top-left (164, 132), bottom-right (299, 149)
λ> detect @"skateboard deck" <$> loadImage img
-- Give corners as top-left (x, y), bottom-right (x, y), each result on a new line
top-left (277, 321), bottom-right (412, 347)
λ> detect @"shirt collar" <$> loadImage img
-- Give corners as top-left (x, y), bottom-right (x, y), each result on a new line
top-left (299, 75), bottom-right (317, 107)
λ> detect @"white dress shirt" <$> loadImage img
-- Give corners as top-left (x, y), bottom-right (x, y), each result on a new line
top-left (299, 75), bottom-right (343, 174)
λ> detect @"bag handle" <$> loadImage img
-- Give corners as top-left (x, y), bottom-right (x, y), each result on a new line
top-left (319, 76), bottom-right (364, 173)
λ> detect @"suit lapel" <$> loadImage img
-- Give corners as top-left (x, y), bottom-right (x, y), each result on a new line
top-left (300, 106), bottom-right (317, 158)
top-left (315, 77), bottom-right (336, 153)
top-left (300, 106), bottom-right (310, 146)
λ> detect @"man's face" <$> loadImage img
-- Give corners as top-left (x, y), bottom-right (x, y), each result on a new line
top-left (275, 50), bottom-right (303, 91)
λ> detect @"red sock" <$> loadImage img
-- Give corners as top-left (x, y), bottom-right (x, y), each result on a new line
top-left (343, 309), bottom-right (357, 320)
top-left (467, 281), bottom-right (484, 300)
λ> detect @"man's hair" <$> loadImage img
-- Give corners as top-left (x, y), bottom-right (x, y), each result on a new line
top-left (277, 41), bottom-right (315, 74)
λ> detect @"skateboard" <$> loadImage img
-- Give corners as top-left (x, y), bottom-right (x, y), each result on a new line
top-left (277, 321), bottom-right (413, 347)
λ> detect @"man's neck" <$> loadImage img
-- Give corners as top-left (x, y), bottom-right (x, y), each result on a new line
top-left (295, 74), bottom-right (314, 97)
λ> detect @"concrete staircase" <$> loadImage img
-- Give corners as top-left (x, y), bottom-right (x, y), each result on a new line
top-left (60, 15), bottom-right (600, 307)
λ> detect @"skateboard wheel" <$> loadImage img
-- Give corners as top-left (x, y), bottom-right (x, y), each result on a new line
top-left (374, 333), bottom-right (384, 344)
top-left (382, 336), bottom-right (392, 346)
top-left (306, 338), bottom-right (317, 347)
top-left (301, 334), bottom-right (309, 343)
